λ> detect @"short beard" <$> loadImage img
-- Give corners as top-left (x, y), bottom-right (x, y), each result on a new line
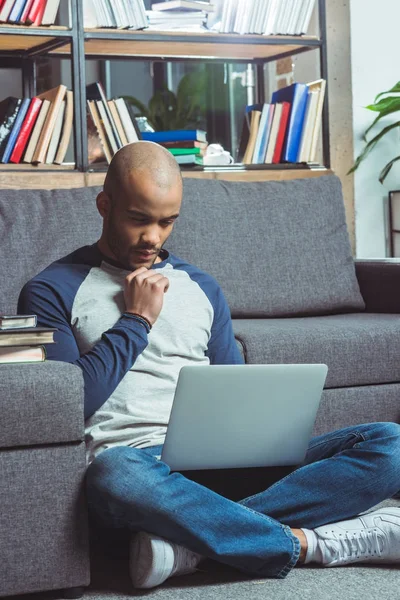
top-left (106, 210), bottom-right (160, 271)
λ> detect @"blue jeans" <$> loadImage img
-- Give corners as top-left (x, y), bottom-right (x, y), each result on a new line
top-left (85, 422), bottom-right (400, 579)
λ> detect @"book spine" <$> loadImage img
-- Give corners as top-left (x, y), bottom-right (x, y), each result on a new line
top-left (142, 130), bottom-right (201, 143)
top-left (9, 98), bottom-right (42, 163)
top-left (272, 102), bottom-right (290, 164)
top-left (19, 0), bottom-right (35, 22)
top-left (26, 0), bottom-right (45, 24)
top-left (8, 0), bottom-right (29, 22)
top-left (1, 98), bottom-right (30, 163)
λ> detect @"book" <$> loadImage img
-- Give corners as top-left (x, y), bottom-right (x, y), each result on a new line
top-left (108, 100), bottom-right (128, 146)
top-left (86, 82), bottom-right (123, 148)
top-left (0, 315), bottom-right (37, 329)
top-left (243, 109), bottom-right (261, 164)
top-left (0, 98), bottom-right (30, 164)
top-left (168, 146), bottom-right (203, 156)
top-left (265, 103), bottom-right (283, 164)
top-left (8, 0), bottom-right (29, 23)
top-left (0, 346), bottom-right (46, 364)
top-left (114, 98), bottom-right (141, 143)
top-left (22, 98), bottom-right (50, 163)
top-left (54, 89), bottom-right (74, 165)
top-left (308, 79), bottom-right (326, 162)
top-left (96, 99), bottom-right (119, 155)
top-left (151, 1), bottom-right (215, 11)
top-left (174, 153), bottom-right (203, 165)
top-left (19, 0), bottom-right (34, 22)
top-left (87, 100), bottom-right (112, 163)
top-left (45, 99), bottom-right (66, 164)
top-left (255, 104), bottom-right (275, 164)
top-left (0, 0), bottom-right (15, 21)
top-left (272, 101), bottom-right (290, 164)
top-left (0, 327), bottom-right (56, 347)
top-left (9, 97), bottom-right (42, 164)
top-left (25, 0), bottom-right (46, 24)
top-left (41, 0), bottom-right (61, 25)
top-left (141, 130), bottom-right (207, 143)
top-left (297, 90), bottom-right (319, 163)
top-left (252, 103), bottom-right (271, 164)
top-left (32, 84), bottom-right (67, 164)
top-left (160, 140), bottom-right (207, 150)
top-left (271, 83), bottom-right (309, 163)
top-left (0, 97), bottom-right (22, 157)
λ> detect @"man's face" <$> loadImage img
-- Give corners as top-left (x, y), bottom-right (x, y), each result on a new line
top-left (101, 173), bottom-right (182, 271)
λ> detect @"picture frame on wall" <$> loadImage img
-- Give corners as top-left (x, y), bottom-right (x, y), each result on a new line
top-left (388, 190), bottom-right (400, 257)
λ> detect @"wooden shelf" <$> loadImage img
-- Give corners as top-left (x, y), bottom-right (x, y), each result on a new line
top-left (50, 30), bottom-right (320, 61)
top-left (0, 25), bottom-right (71, 54)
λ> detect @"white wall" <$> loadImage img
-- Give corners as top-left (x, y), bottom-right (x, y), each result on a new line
top-left (350, 0), bottom-right (400, 257)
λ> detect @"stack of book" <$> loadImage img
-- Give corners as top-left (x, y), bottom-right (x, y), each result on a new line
top-left (83, 0), bottom-right (147, 29)
top-left (86, 82), bottom-right (142, 165)
top-left (141, 129), bottom-right (207, 165)
top-left (147, 1), bottom-right (213, 31)
top-left (0, 85), bottom-right (73, 166)
top-left (212, 0), bottom-right (317, 35)
top-left (0, 0), bottom-right (61, 26)
top-left (0, 314), bottom-right (56, 365)
top-left (238, 79), bottom-right (326, 166)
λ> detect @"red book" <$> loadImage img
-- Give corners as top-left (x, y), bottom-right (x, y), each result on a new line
top-left (272, 101), bottom-right (291, 164)
top-left (9, 98), bottom-right (42, 163)
top-left (26, 0), bottom-right (45, 24)
top-left (20, 0), bottom-right (35, 22)
top-left (32, 0), bottom-right (46, 24)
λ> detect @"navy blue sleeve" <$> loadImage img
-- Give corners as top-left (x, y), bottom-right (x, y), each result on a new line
top-left (18, 279), bottom-right (149, 420)
top-left (205, 286), bottom-right (244, 365)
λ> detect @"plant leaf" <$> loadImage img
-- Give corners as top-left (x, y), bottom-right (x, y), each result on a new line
top-left (348, 120), bottom-right (400, 174)
top-left (379, 155), bottom-right (400, 184)
top-left (375, 81), bottom-right (400, 103)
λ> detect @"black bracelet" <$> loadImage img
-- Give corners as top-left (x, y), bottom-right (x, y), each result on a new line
top-left (123, 312), bottom-right (152, 333)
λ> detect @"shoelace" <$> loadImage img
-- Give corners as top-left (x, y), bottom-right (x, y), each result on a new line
top-left (171, 544), bottom-right (201, 575)
top-left (323, 528), bottom-right (385, 563)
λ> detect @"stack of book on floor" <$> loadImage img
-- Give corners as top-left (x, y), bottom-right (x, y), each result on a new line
top-left (0, 85), bottom-right (73, 166)
top-left (0, 0), bottom-right (62, 26)
top-left (86, 82), bottom-right (142, 165)
top-left (211, 0), bottom-right (317, 35)
top-left (147, 1), bottom-right (213, 31)
top-left (141, 129), bottom-right (207, 165)
top-left (83, 0), bottom-right (147, 29)
top-left (0, 314), bottom-right (56, 365)
top-left (238, 79), bottom-right (326, 166)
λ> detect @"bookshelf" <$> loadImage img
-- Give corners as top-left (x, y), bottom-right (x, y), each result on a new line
top-left (0, 0), bottom-right (331, 184)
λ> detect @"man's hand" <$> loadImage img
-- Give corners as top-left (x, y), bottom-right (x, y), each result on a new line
top-left (124, 267), bottom-right (170, 326)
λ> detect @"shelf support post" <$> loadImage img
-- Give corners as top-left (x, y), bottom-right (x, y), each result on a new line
top-left (70, 0), bottom-right (88, 171)
top-left (318, 0), bottom-right (331, 169)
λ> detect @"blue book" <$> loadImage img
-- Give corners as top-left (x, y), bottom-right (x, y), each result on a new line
top-left (1, 98), bottom-right (31, 164)
top-left (8, 0), bottom-right (28, 23)
top-left (142, 130), bottom-right (207, 144)
top-left (271, 83), bottom-right (309, 163)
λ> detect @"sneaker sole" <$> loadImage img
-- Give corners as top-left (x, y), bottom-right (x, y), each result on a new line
top-left (129, 532), bottom-right (175, 589)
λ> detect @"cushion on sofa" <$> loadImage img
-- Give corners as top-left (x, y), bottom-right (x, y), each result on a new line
top-left (233, 313), bottom-right (400, 388)
top-left (168, 175), bottom-right (365, 317)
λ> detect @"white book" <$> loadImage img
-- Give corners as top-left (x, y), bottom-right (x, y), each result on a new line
top-left (41, 0), bottom-right (62, 25)
top-left (0, 0), bottom-right (16, 21)
top-left (259, 0), bottom-right (272, 35)
top-left (233, 0), bottom-right (245, 33)
top-left (300, 0), bottom-right (317, 33)
top-left (252, 103), bottom-right (271, 163)
top-left (263, 0), bottom-right (279, 34)
top-left (297, 90), bottom-right (317, 162)
top-left (114, 98), bottom-right (140, 143)
top-left (308, 79), bottom-right (326, 162)
top-left (83, 0), bottom-right (98, 27)
top-left (137, 0), bottom-right (149, 28)
top-left (226, 0), bottom-right (237, 33)
top-left (110, 0), bottom-right (124, 28)
top-left (152, 0), bottom-right (215, 11)
top-left (264, 103), bottom-right (282, 164)
top-left (275, 0), bottom-right (290, 34)
top-left (257, 104), bottom-right (275, 163)
top-left (245, 0), bottom-right (258, 34)
top-left (252, 0), bottom-right (265, 35)
top-left (124, 0), bottom-right (138, 28)
top-left (96, 100), bottom-right (119, 154)
top-left (287, 0), bottom-right (302, 35)
top-left (46, 100), bottom-right (66, 164)
top-left (220, 0), bottom-right (230, 32)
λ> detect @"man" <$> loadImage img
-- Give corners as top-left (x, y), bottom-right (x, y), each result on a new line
top-left (19, 142), bottom-right (400, 590)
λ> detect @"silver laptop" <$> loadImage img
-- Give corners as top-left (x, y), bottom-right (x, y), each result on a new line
top-left (161, 364), bottom-right (328, 471)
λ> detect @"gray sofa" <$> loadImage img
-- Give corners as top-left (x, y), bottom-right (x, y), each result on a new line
top-left (0, 174), bottom-right (399, 599)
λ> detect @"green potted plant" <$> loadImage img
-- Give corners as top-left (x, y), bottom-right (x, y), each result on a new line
top-left (349, 81), bottom-right (400, 184)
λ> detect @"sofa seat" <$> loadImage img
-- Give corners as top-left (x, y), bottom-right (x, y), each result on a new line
top-left (233, 312), bottom-right (400, 388)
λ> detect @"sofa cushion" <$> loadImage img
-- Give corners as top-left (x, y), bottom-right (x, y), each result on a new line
top-left (0, 187), bottom-right (102, 314)
top-left (0, 361), bottom-right (85, 448)
top-left (232, 313), bottom-right (400, 388)
top-left (168, 175), bottom-right (365, 317)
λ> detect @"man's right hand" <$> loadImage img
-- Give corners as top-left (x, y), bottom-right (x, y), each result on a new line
top-left (124, 267), bottom-right (170, 326)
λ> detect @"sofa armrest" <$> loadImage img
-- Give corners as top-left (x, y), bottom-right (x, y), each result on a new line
top-left (0, 361), bottom-right (85, 449)
top-left (355, 259), bottom-right (400, 313)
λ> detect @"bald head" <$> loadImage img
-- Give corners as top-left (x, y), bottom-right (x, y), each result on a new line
top-left (104, 141), bottom-right (182, 200)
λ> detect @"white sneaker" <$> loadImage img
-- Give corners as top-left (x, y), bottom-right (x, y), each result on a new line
top-left (313, 508), bottom-right (400, 567)
top-left (129, 531), bottom-right (203, 589)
